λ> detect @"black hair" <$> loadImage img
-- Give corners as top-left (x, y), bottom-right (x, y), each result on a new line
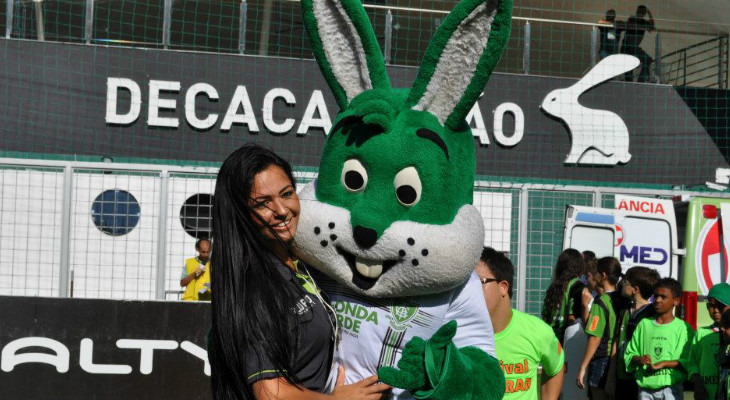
top-left (596, 257), bottom-right (623, 285)
top-left (624, 266), bottom-right (660, 300)
top-left (605, 9), bottom-right (616, 20)
top-left (208, 143), bottom-right (300, 400)
top-left (582, 250), bottom-right (596, 263)
top-left (480, 247), bottom-right (514, 299)
top-left (541, 248), bottom-right (585, 322)
top-left (195, 238), bottom-right (210, 249)
top-left (585, 259), bottom-right (598, 275)
top-left (722, 308), bottom-right (730, 329)
top-left (655, 277), bottom-right (682, 299)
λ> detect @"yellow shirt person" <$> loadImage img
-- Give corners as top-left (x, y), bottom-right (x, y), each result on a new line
top-left (180, 239), bottom-right (211, 301)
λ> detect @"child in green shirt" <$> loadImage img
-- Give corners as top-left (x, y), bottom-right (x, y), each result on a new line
top-left (624, 278), bottom-right (693, 400)
top-left (612, 266), bottom-right (660, 399)
top-left (689, 283), bottom-right (730, 400)
top-left (718, 309), bottom-right (730, 400)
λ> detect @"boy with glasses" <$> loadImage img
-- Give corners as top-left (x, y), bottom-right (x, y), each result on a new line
top-left (476, 247), bottom-right (565, 400)
top-left (689, 283), bottom-right (730, 400)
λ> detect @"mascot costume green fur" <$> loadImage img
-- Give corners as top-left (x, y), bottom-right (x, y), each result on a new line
top-left (293, 0), bottom-right (512, 398)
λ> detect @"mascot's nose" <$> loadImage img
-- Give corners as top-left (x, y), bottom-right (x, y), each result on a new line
top-left (353, 225), bottom-right (378, 249)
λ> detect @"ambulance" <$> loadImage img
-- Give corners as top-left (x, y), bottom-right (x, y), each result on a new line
top-left (563, 194), bottom-right (730, 329)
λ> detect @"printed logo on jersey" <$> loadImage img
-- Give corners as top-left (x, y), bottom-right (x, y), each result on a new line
top-left (589, 316), bottom-right (600, 331)
top-left (293, 295), bottom-right (315, 315)
top-left (387, 305), bottom-right (419, 331)
top-left (332, 300), bottom-right (380, 337)
top-left (654, 344), bottom-right (663, 358)
top-left (501, 359), bottom-right (532, 394)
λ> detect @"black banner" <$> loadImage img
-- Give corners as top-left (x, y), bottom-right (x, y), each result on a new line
top-left (1, 39), bottom-right (727, 185)
top-left (0, 296), bottom-right (211, 400)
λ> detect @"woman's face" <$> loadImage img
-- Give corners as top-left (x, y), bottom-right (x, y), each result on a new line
top-left (248, 165), bottom-right (300, 245)
top-left (586, 272), bottom-right (598, 290)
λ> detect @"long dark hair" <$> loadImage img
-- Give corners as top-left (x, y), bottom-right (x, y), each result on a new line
top-left (209, 143), bottom-right (300, 400)
top-left (541, 248), bottom-right (585, 321)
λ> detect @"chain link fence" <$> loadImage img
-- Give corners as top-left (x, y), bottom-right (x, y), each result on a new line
top-left (3, 159), bottom-right (726, 315)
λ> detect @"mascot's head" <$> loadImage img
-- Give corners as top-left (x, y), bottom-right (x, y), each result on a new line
top-left (294, 0), bottom-right (512, 297)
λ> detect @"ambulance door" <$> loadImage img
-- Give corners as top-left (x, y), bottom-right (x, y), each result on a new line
top-left (616, 215), bottom-right (674, 279)
top-left (681, 198), bottom-right (730, 329)
top-left (613, 195), bottom-right (678, 279)
top-left (563, 206), bottom-right (616, 258)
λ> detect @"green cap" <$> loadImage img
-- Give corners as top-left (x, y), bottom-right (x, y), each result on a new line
top-left (709, 283), bottom-right (730, 306)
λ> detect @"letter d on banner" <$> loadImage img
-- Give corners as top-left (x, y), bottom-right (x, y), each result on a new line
top-left (106, 78), bottom-right (142, 125)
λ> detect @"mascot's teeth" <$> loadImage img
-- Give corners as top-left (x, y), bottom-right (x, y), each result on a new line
top-left (355, 258), bottom-right (383, 279)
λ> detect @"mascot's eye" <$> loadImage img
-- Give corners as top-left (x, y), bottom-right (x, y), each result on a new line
top-left (393, 167), bottom-right (422, 207)
top-left (341, 159), bottom-right (368, 192)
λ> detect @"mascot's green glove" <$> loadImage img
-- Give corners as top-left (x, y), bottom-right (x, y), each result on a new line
top-left (378, 321), bottom-right (505, 400)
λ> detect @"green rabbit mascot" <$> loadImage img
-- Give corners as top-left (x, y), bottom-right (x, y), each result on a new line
top-left (294, 0), bottom-right (512, 399)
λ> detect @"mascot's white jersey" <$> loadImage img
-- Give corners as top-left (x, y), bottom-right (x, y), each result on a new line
top-left (318, 272), bottom-right (496, 399)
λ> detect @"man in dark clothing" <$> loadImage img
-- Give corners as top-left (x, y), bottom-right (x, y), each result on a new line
top-left (621, 5), bottom-right (655, 82)
top-left (598, 10), bottom-right (624, 60)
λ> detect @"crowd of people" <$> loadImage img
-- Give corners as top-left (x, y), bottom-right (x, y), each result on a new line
top-left (537, 248), bottom-right (730, 400)
top-left (184, 144), bottom-right (729, 400)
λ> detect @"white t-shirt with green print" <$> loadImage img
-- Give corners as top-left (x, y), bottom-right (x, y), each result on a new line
top-left (316, 271), bottom-right (496, 400)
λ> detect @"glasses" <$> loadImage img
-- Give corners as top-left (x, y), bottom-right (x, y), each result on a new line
top-left (480, 277), bottom-right (499, 285)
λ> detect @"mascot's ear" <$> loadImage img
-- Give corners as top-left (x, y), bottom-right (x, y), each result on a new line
top-left (301, 0), bottom-right (391, 110)
top-left (406, 0), bottom-right (512, 130)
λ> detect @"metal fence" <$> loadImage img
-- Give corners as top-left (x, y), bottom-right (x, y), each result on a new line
top-left (3, 158), bottom-right (727, 315)
top-left (661, 35), bottom-right (729, 88)
top-left (2, 0), bottom-right (727, 85)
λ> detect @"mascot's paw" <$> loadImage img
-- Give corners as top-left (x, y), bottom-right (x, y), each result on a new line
top-left (378, 321), bottom-right (505, 400)
top-left (377, 321), bottom-right (457, 396)
top-left (462, 347), bottom-right (505, 400)
top-left (378, 336), bottom-right (428, 390)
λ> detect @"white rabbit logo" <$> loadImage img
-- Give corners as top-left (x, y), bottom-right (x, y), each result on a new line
top-left (541, 54), bottom-right (640, 165)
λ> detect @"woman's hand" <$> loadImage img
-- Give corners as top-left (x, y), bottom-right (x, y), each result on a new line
top-left (580, 288), bottom-right (593, 324)
top-left (581, 287), bottom-right (592, 305)
top-left (331, 366), bottom-right (391, 400)
top-left (576, 366), bottom-right (587, 389)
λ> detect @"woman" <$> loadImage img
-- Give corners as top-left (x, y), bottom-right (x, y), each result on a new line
top-left (541, 248), bottom-right (587, 344)
top-left (581, 259), bottom-right (604, 324)
top-left (576, 257), bottom-right (624, 397)
top-left (208, 144), bottom-right (389, 400)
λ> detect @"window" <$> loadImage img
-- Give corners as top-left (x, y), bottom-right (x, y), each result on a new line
top-left (91, 190), bottom-right (141, 236)
top-left (180, 194), bottom-right (213, 239)
top-left (570, 226), bottom-right (615, 258)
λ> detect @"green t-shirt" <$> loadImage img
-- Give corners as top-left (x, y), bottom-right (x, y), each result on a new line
top-left (496, 309), bottom-right (565, 400)
top-left (584, 292), bottom-right (617, 358)
top-left (688, 325), bottom-right (721, 399)
top-left (623, 317), bottom-right (694, 389)
top-left (548, 277), bottom-right (584, 342)
top-left (616, 303), bottom-right (655, 380)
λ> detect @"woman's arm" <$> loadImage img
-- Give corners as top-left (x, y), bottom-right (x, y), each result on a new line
top-left (576, 336), bottom-right (600, 389)
top-left (581, 288), bottom-right (592, 324)
top-left (253, 367), bottom-right (390, 400)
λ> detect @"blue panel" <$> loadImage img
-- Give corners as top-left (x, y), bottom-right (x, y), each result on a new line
top-left (576, 212), bottom-right (614, 225)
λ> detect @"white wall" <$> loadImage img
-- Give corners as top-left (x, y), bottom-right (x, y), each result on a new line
top-left (0, 167), bottom-right (514, 299)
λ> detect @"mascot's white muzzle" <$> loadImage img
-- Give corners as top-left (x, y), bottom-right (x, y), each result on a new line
top-left (293, 182), bottom-right (485, 298)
